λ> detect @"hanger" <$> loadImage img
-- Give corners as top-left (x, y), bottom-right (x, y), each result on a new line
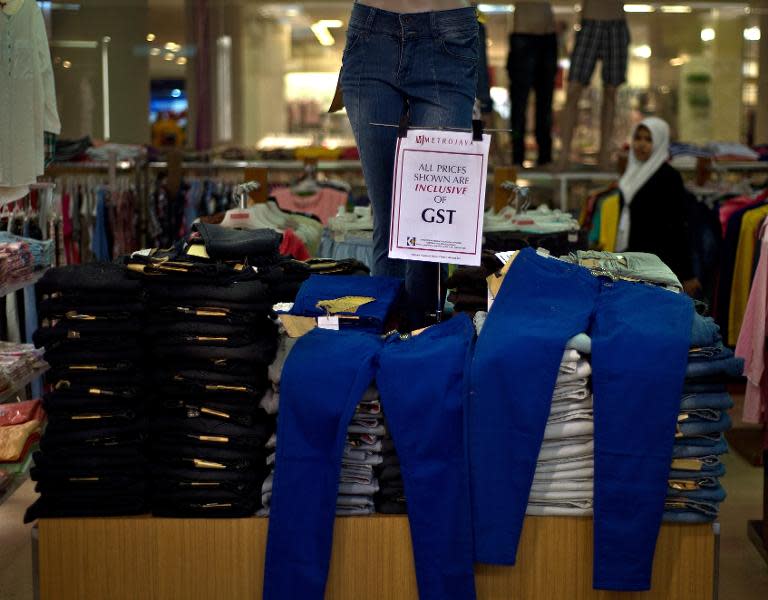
top-left (292, 162), bottom-right (320, 196)
top-left (219, 181), bottom-right (263, 230)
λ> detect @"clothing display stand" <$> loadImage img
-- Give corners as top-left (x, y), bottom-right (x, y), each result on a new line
top-left (35, 516), bottom-right (716, 599)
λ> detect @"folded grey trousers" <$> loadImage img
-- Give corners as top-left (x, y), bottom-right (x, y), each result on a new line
top-left (555, 361), bottom-right (592, 384)
top-left (528, 489), bottom-right (593, 502)
top-left (551, 385), bottom-right (591, 403)
top-left (534, 466), bottom-right (594, 481)
top-left (535, 457), bottom-right (594, 473)
top-left (549, 399), bottom-right (593, 416)
top-left (546, 409), bottom-right (594, 424)
top-left (530, 479), bottom-right (594, 493)
top-left (543, 419), bottom-right (594, 440)
top-left (526, 503), bottom-right (593, 516)
top-left (537, 438), bottom-right (594, 461)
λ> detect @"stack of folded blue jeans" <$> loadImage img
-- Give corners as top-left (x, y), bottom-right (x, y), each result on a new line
top-left (665, 312), bottom-right (742, 523)
top-left (125, 228), bottom-right (282, 518)
top-left (374, 432), bottom-right (406, 514)
top-left (26, 264), bottom-right (148, 521)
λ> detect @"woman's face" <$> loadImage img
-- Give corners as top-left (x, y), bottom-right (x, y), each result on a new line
top-left (633, 125), bottom-right (653, 162)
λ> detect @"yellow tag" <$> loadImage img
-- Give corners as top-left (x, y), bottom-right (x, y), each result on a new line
top-left (201, 407), bottom-right (231, 419)
top-left (316, 296), bottom-right (375, 315)
top-left (186, 244), bottom-right (210, 259)
top-left (198, 435), bottom-right (229, 443)
top-left (193, 458), bottom-right (227, 470)
top-left (670, 458), bottom-right (703, 471)
top-left (280, 315), bottom-right (317, 338)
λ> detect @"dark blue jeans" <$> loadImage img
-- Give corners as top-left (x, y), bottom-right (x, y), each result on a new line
top-left (470, 248), bottom-right (693, 591)
top-left (263, 314), bottom-right (476, 600)
top-left (341, 3), bottom-right (478, 325)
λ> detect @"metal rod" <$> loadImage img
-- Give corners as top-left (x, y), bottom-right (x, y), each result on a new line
top-left (369, 122), bottom-right (514, 133)
top-left (436, 263), bottom-right (442, 324)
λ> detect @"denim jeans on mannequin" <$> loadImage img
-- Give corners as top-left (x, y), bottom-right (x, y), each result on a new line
top-left (263, 314), bottom-right (476, 600)
top-left (470, 248), bottom-right (693, 591)
top-left (341, 3), bottom-right (478, 326)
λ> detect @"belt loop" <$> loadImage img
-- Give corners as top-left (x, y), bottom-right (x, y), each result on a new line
top-left (364, 5), bottom-right (375, 33)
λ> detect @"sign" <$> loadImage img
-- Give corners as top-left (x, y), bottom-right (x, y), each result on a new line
top-left (388, 130), bottom-right (490, 266)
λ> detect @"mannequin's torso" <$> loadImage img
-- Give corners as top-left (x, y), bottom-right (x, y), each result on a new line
top-left (581, 0), bottom-right (624, 21)
top-left (358, 0), bottom-right (470, 14)
top-left (513, 1), bottom-right (555, 35)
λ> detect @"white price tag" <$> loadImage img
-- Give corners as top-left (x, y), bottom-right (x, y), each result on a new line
top-left (568, 232), bottom-right (578, 243)
top-left (317, 316), bottom-right (340, 330)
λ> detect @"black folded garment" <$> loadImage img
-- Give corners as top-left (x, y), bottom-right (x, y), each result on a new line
top-left (151, 465), bottom-right (264, 489)
top-left (146, 278), bottom-right (272, 305)
top-left (46, 409), bottom-right (143, 432)
top-left (151, 493), bottom-right (259, 518)
top-left (37, 263), bottom-right (142, 295)
top-left (377, 465), bottom-right (402, 484)
top-left (145, 320), bottom-right (276, 348)
top-left (147, 357), bottom-right (257, 377)
top-left (158, 398), bottom-right (273, 428)
top-left (40, 425), bottom-right (145, 450)
top-left (126, 254), bottom-right (262, 283)
top-left (32, 472), bottom-right (147, 494)
top-left (152, 368), bottom-right (266, 389)
top-left (193, 223), bottom-right (282, 261)
top-left (46, 370), bottom-right (143, 388)
top-left (32, 447), bottom-right (146, 469)
top-left (306, 258), bottom-right (371, 276)
top-left (43, 346), bottom-right (144, 364)
top-left (49, 359), bottom-right (139, 377)
top-left (49, 380), bottom-right (141, 400)
top-left (374, 498), bottom-right (407, 514)
top-left (147, 297), bottom-right (273, 314)
top-left (154, 377), bottom-right (266, 400)
top-left (33, 320), bottom-right (142, 348)
top-left (147, 303), bottom-right (266, 326)
top-left (150, 338), bottom-right (278, 364)
top-left (150, 443), bottom-right (266, 472)
top-left (25, 493), bottom-right (147, 522)
top-left (151, 416), bottom-right (273, 450)
top-left (38, 298), bottom-right (144, 320)
top-left (43, 393), bottom-right (144, 414)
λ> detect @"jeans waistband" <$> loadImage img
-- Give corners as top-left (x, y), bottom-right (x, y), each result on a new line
top-left (350, 3), bottom-right (477, 37)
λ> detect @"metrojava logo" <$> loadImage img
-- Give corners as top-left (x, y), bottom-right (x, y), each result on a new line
top-left (407, 237), bottom-right (417, 247)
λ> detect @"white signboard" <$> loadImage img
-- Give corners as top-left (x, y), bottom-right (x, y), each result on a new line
top-left (388, 130), bottom-right (490, 267)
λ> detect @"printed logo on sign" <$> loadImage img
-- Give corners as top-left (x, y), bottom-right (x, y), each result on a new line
top-left (407, 237), bottom-right (416, 247)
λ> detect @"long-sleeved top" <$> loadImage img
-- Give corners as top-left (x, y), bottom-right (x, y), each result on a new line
top-left (0, 0), bottom-right (60, 187)
top-left (625, 163), bottom-right (694, 282)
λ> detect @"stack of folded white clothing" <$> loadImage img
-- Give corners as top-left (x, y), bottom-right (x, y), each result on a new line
top-left (258, 332), bottom-right (382, 516)
top-left (484, 205), bottom-right (579, 234)
top-left (526, 334), bottom-right (594, 517)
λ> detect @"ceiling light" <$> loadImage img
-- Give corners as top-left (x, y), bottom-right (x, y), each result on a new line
top-left (146, 33), bottom-right (156, 42)
top-left (669, 57), bottom-right (685, 66)
top-left (176, 56), bottom-right (187, 66)
top-left (150, 48), bottom-right (161, 57)
top-left (660, 5), bottom-right (692, 14)
top-left (632, 44), bottom-right (652, 59)
top-left (624, 4), bottom-right (654, 13)
top-left (744, 27), bottom-right (761, 41)
top-left (319, 20), bottom-right (343, 28)
top-left (700, 27), bottom-right (716, 42)
top-left (310, 22), bottom-right (336, 46)
top-left (164, 52), bottom-right (175, 61)
top-left (285, 8), bottom-right (300, 17)
top-left (164, 42), bottom-right (181, 52)
top-left (477, 4), bottom-right (514, 13)
top-left (62, 60), bottom-right (72, 69)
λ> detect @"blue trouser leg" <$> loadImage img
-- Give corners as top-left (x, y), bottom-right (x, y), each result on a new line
top-left (590, 280), bottom-right (693, 591)
top-left (263, 329), bottom-right (382, 600)
top-left (470, 248), bottom-right (693, 590)
top-left (469, 249), bottom-right (596, 563)
top-left (377, 314), bottom-right (476, 600)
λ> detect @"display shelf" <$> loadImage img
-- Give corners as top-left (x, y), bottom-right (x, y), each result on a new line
top-left (37, 516), bottom-right (716, 600)
top-left (0, 365), bottom-right (49, 404)
top-left (0, 269), bottom-right (47, 299)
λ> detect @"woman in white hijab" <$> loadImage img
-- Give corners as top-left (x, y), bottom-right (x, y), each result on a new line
top-left (616, 116), bottom-right (701, 296)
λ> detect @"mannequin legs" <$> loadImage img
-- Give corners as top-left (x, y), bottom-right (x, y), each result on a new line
top-left (598, 85), bottom-right (617, 171)
top-left (555, 81), bottom-right (583, 171)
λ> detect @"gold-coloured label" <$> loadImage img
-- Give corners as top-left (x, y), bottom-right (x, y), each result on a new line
top-left (193, 458), bottom-right (227, 470)
top-left (201, 407), bottom-right (231, 419)
top-left (197, 435), bottom-right (229, 443)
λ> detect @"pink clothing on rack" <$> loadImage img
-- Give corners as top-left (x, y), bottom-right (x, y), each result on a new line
top-left (719, 190), bottom-right (768, 237)
top-left (735, 218), bottom-right (768, 424)
top-left (272, 187), bottom-right (348, 225)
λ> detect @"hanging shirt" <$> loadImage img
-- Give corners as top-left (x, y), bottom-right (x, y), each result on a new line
top-left (272, 187), bottom-right (348, 226)
top-left (0, 0), bottom-right (61, 187)
top-left (736, 218), bottom-right (768, 424)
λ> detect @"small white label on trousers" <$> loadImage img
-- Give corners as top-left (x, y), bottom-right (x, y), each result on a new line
top-left (317, 316), bottom-right (340, 330)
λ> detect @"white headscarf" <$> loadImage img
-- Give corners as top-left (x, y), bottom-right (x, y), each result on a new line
top-left (615, 116), bottom-right (671, 252)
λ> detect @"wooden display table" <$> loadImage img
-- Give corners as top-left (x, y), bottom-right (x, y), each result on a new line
top-left (38, 515), bottom-right (715, 599)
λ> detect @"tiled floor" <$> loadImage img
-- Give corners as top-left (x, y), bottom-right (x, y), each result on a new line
top-left (0, 454), bottom-right (766, 599)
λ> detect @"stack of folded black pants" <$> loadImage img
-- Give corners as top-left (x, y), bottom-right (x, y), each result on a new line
top-left (129, 229), bottom-right (280, 517)
top-left (25, 264), bottom-right (147, 521)
top-left (374, 430), bottom-right (406, 514)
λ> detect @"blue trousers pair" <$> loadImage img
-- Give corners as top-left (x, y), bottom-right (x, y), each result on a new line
top-left (264, 314), bottom-right (476, 600)
top-left (470, 248), bottom-right (693, 591)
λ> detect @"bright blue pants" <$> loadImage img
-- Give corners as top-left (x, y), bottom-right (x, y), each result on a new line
top-left (470, 248), bottom-right (693, 591)
top-left (264, 314), bottom-right (476, 600)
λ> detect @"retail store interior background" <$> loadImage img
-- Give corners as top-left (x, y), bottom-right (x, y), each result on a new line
top-left (2, 0), bottom-right (768, 598)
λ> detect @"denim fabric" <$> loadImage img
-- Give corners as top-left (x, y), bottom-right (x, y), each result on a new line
top-left (288, 274), bottom-right (403, 333)
top-left (264, 315), bottom-right (476, 600)
top-left (666, 483), bottom-right (727, 503)
top-left (688, 345), bottom-right (728, 361)
top-left (565, 251), bottom-right (683, 291)
top-left (672, 436), bottom-right (728, 458)
top-left (662, 508), bottom-right (718, 523)
top-left (689, 312), bottom-right (722, 349)
top-left (341, 3), bottom-right (478, 325)
top-left (685, 350), bottom-right (745, 379)
top-left (507, 33), bottom-right (557, 165)
top-left (677, 411), bottom-right (731, 437)
top-left (682, 382), bottom-right (727, 395)
top-left (669, 463), bottom-right (726, 478)
top-left (470, 248), bottom-right (693, 592)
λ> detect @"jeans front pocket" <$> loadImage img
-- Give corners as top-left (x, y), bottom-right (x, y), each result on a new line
top-left (341, 28), bottom-right (364, 63)
top-left (439, 27), bottom-right (479, 62)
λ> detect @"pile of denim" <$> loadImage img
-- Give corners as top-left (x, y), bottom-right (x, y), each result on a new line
top-left (665, 312), bottom-right (741, 523)
top-left (26, 264), bottom-right (148, 521)
top-left (126, 229), bottom-right (281, 518)
top-left (374, 429), bottom-right (406, 514)
top-left (258, 335), bottom-right (384, 517)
